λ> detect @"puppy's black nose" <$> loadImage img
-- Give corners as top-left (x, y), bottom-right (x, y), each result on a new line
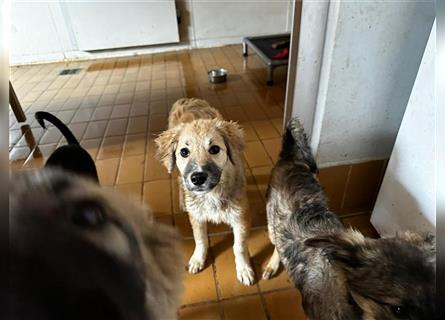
top-left (190, 172), bottom-right (208, 186)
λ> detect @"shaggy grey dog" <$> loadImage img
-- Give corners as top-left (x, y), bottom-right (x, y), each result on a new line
top-left (9, 169), bottom-right (183, 320)
top-left (264, 118), bottom-right (437, 320)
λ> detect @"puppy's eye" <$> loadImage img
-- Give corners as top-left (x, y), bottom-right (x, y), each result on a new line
top-left (71, 202), bottom-right (106, 228)
top-left (390, 306), bottom-right (408, 319)
top-left (209, 145), bottom-right (220, 155)
top-left (180, 148), bottom-right (190, 158)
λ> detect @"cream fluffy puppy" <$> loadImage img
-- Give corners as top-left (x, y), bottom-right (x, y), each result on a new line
top-left (156, 98), bottom-right (255, 286)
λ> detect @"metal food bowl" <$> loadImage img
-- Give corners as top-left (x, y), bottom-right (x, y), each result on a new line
top-left (208, 68), bottom-right (228, 83)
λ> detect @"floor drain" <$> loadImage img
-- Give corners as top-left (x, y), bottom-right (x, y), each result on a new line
top-left (59, 68), bottom-right (81, 76)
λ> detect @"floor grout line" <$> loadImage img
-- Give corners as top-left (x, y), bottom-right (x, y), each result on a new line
top-left (179, 286), bottom-right (295, 309)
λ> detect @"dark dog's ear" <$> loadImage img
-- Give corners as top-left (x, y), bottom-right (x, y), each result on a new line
top-left (398, 231), bottom-right (435, 247)
top-left (215, 120), bottom-right (244, 165)
top-left (398, 231), bottom-right (436, 262)
top-left (305, 230), bottom-right (366, 269)
top-left (155, 125), bottom-right (182, 174)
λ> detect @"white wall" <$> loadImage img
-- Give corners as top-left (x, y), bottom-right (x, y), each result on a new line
top-left (437, 1), bottom-right (445, 253)
top-left (11, 1), bottom-right (292, 65)
top-left (286, 0), bottom-right (329, 137)
top-left (181, 0), bottom-right (292, 47)
top-left (371, 21), bottom-right (436, 235)
top-left (290, 1), bottom-right (435, 167)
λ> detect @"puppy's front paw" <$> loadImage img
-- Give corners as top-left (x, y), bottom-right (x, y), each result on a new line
top-left (262, 247), bottom-right (280, 280)
top-left (262, 266), bottom-right (277, 280)
top-left (236, 266), bottom-right (255, 286)
top-left (188, 256), bottom-right (205, 274)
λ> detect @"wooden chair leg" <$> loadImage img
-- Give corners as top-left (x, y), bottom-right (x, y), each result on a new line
top-left (9, 81), bottom-right (26, 123)
top-left (266, 66), bottom-right (274, 86)
top-left (21, 125), bottom-right (41, 158)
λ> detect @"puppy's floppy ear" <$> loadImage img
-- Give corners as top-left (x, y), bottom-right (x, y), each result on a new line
top-left (155, 126), bottom-right (182, 174)
top-left (215, 120), bottom-right (245, 165)
top-left (305, 229), bottom-right (366, 269)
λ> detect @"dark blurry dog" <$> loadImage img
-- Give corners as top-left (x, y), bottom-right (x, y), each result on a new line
top-left (10, 169), bottom-right (183, 320)
top-left (263, 118), bottom-right (436, 320)
top-left (35, 111), bottom-right (98, 182)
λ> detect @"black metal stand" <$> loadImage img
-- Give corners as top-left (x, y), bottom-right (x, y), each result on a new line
top-left (242, 33), bottom-right (290, 86)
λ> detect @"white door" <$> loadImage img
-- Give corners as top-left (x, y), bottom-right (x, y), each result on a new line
top-left (63, 1), bottom-right (179, 51)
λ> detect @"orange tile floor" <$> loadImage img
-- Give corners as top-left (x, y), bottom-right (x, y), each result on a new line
top-left (9, 45), bottom-right (374, 319)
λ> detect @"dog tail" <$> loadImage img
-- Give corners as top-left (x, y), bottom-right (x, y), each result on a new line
top-left (280, 117), bottom-right (318, 173)
top-left (35, 111), bottom-right (79, 145)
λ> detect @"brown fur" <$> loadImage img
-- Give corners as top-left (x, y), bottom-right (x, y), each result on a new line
top-left (156, 98), bottom-right (255, 286)
top-left (10, 169), bottom-right (184, 320)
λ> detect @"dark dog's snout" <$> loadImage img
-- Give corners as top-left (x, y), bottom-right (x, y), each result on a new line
top-left (190, 172), bottom-right (208, 186)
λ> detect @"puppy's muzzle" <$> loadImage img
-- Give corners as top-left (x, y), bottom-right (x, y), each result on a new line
top-left (184, 161), bottom-right (221, 193)
top-left (190, 172), bottom-right (208, 186)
